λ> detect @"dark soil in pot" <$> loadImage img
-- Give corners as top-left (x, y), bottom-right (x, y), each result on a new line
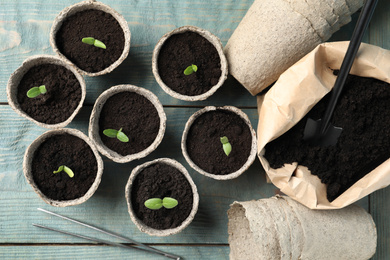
top-left (264, 73), bottom-right (390, 202)
top-left (130, 162), bottom-right (193, 230)
top-left (32, 133), bottom-right (98, 201)
top-left (98, 92), bottom-right (160, 156)
top-left (158, 31), bottom-right (221, 96)
top-left (16, 64), bottom-right (81, 124)
top-left (186, 110), bottom-right (252, 175)
top-left (56, 9), bottom-right (125, 73)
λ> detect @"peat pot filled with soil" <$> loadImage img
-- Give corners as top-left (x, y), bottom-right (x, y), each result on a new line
top-left (89, 85), bottom-right (166, 163)
top-left (50, 0), bottom-right (131, 76)
top-left (23, 128), bottom-right (103, 207)
top-left (182, 106), bottom-right (257, 180)
top-left (7, 55), bottom-right (86, 129)
top-left (125, 158), bottom-right (199, 236)
top-left (152, 26), bottom-right (228, 101)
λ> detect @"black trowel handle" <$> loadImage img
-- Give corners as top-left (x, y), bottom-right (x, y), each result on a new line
top-left (319, 0), bottom-right (378, 135)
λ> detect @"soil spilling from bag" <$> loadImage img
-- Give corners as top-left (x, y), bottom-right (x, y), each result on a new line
top-left (264, 73), bottom-right (390, 202)
top-left (130, 162), bottom-right (193, 230)
top-left (99, 92), bottom-right (160, 156)
top-left (17, 64), bottom-right (81, 124)
top-left (157, 31), bottom-right (222, 96)
top-left (56, 9), bottom-right (125, 73)
top-left (186, 110), bottom-right (252, 175)
top-left (31, 133), bottom-right (98, 201)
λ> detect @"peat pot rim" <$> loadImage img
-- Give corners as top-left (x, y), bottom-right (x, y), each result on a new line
top-left (88, 84), bottom-right (167, 163)
top-left (125, 158), bottom-right (199, 236)
top-left (6, 54), bottom-right (86, 129)
top-left (23, 128), bottom-right (104, 207)
top-left (182, 106), bottom-right (257, 180)
top-left (49, 0), bottom-right (131, 77)
top-left (152, 25), bottom-right (228, 101)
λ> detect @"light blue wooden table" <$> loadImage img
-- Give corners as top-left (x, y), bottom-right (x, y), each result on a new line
top-left (0, 0), bottom-right (389, 259)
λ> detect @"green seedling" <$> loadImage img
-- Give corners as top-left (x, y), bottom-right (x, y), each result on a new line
top-left (144, 197), bottom-right (178, 210)
top-left (220, 136), bottom-right (232, 156)
top-left (103, 128), bottom-right (129, 143)
top-left (27, 85), bottom-right (47, 98)
top-left (184, 64), bottom-right (198, 75)
top-left (82, 37), bottom-right (106, 49)
top-left (53, 165), bottom-right (74, 178)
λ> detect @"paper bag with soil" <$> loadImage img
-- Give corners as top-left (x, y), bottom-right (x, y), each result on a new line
top-left (257, 42), bottom-right (390, 209)
top-left (228, 196), bottom-right (377, 260)
top-left (224, 0), bottom-right (364, 95)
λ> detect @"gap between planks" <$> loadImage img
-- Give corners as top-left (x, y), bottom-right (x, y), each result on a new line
top-left (0, 102), bottom-right (258, 109)
top-left (0, 243), bottom-right (228, 247)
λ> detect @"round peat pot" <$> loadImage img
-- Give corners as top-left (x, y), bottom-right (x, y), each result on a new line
top-left (182, 106), bottom-right (257, 180)
top-left (125, 158), bottom-right (199, 236)
top-left (23, 128), bottom-right (103, 207)
top-left (89, 85), bottom-right (166, 163)
top-left (152, 26), bottom-right (228, 101)
top-left (7, 55), bottom-right (86, 129)
top-left (50, 0), bottom-right (131, 76)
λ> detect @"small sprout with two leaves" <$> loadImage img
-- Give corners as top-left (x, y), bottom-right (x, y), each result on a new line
top-left (220, 136), bottom-right (232, 156)
top-left (27, 85), bottom-right (47, 98)
top-left (144, 197), bottom-right (178, 210)
top-left (184, 64), bottom-right (198, 75)
top-left (53, 165), bottom-right (74, 178)
top-left (82, 37), bottom-right (106, 49)
top-left (103, 128), bottom-right (129, 143)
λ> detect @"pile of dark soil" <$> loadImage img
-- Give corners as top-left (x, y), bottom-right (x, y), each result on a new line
top-left (265, 73), bottom-right (390, 201)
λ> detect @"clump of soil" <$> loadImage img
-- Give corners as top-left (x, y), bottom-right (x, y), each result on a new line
top-left (31, 133), bottom-right (98, 201)
top-left (157, 31), bottom-right (222, 96)
top-left (98, 92), bottom-right (160, 156)
top-left (264, 73), bottom-right (390, 202)
top-left (130, 162), bottom-right (193, 230)
top-left (56, 9), bottom-right (125, 73)
top-left (186, 110), bottom-right (252, 175)
top-left (17, 64), bottom-right (81, 124)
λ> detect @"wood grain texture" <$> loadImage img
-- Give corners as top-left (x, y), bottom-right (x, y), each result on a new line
top-left (0, 245), bottom-right (229, 259)
top-left (0, 105), bottom-right (277, 244)
top-left (367, 2), bottom-right (390, 259)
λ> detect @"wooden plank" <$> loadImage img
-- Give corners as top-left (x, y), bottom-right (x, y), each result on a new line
top-left (367, 2), bottom-right (390, 259)
top-left (0, 0), bottom-right (255, 106)
top-left (0, 105), bottom-right (278, 243)
top-left (0, 245), bottom-right (229, 259)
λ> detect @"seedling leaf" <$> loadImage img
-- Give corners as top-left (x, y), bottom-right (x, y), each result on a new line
top-left (184, 64), bottom-right (198, 75)
top-left (27, 85), bottom-right (46, 98)
top-left (103, 129), bottom-right (118, 138)
top-left (53, 165), bottom-right (74, 178)
top-left (94, 39), bottom-right (106, 49)
top-left (220, 136), bottom-right (232, 156)
top-left (162, 197), bottom-right (178, 209)
top-left (82, 37), bottom-right (106, 49)
top-left (82, 37), bottom-right (95, 45)
top-left (144, 198), bottom-right (163, 210)
top-left (117, 130), bottom-right (129, 142)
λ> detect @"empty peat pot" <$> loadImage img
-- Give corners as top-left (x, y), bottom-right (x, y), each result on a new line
top-left (50, 0), bottom-right (131, 76)
top-left (7, 55), bottom-right (86, 129)
top-left (23, 128), bottom-right (103, 207)
top-left (89, 85), bottom-right (166, 163)
top-left (152, 26), bottom-right (228, 101)
top-left (228, 196), bottom-right (377, 260)
top-left (182, 106), bottom-right (257, 180)
top-left (125, 158), bottom-right (199, 236)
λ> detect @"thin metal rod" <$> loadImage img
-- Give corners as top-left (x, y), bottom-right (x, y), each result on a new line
top-left (36, 208), bottom-right (181, 260)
